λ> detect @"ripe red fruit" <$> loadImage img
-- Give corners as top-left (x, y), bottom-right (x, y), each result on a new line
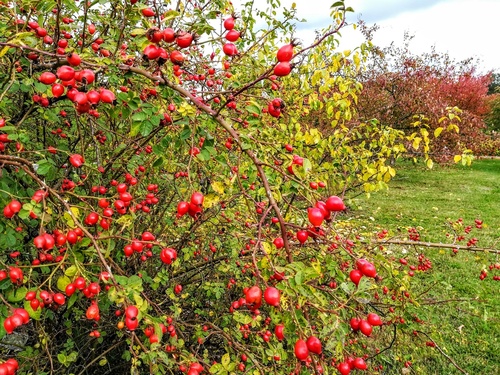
top-left (224, 17), bottom-right (235, 30)
top-left (65, 283), bottom-right (76, 296)
top-left (100, 89), bottom-right (115, 103)
top-left (85, 303), bottom-right (99, 320)
top-left (42, 233), bottom-right (55, 250)
top-left (349, 269), bottom-right (363, 286)
top-left (142, 8), bottom-right (155, 17)
top-left (163, 28), bottom-right (175, 43)
top-left (160, 247), bottom-right (177, 265)
top-left (87, 90), bottom-right (100, 104)
top-left (367, 313), bottom-right (383, 326)
top-left (141, 231), bottom-right (155, 241)
top-left (8, 200), bottom-right (21, 214)
top-left (53, 293), bottom-right (66, 305)
top-left (315, 200), bottom-right (330, 220)
top-left (176, 31), bottom-right (193, 48)
top-left (3, 317), bottom-right (14, 334)
top-left (125, 316), bottom-right (138, 330)
top-left (73, 92), bottom-right (88, 105)
top-left (35, 27), bottom-right (47, 37)
top-left (222, 43), bottom-right (237, 56)
top-left (30, 298), bottom-right (40, 310)
top-left (85, 212), bottom-right (99, 226)
top-left (274, 61), bottom-right (291, 76)
top-left (79, 69), bottom-right (95, 84)
top-left (308, 207), bottom-right (324, 227)
top-left (13, 308), bottom-right (29, 324)
top-left (177, 201), bottom-right (189, 217)
top-left (8, 315), bottom-right (23, 331)
top-left (39, 72), bottom-right (57, 85)
top-left (67, 230), bottom-right (78, 244)
top-left (338, 362), bottom-right (351, 375)
top-left (274, 324), bottom-right (285, 340)
top-left (56, 65), bottom-right (75, 81)
top-left (3, 205), bottom-right (14, 218)
top-left (147, 28), bottom-right (164, 43)
top-left (325, 195), bottom-right (345, 212)
top-left (170, 50), bottom-right (184, 65)
top-left (67, 52), bottom-right (81, 66)
top-left (28, 21), bottom-right (39, 29)
top-left (360, 262), bottom-right (377, 278)
top-left (25, 291), bottom-right (36, 301)
top-left (267, 102), bottom-right (281, 117)
top-left (294, 339), bottom-right (309, 361)
top-left (125, 305), bottom-right (138, 319)
top-left (276, 44), bottom-right (294, 62)
top-left (69, 154), bottom-right (84, 167)
top-left (273, 237), bottom-right (284, 249)
top-left (74, 276), bottom-right (86, 290)
top-left (306, 336), bottom-right (322, 354)
top-left (350, 317), bottom-right (361, 331)
top-left (225, 29), bottom-right (240, 42)
top-left (9, 267), bottom-right (23, 284)
top-left (51, 83), bottom-right (65, 97)
top-left (353, 357), bottom-right (367, 370)
top-left (245, 286), bottom-right (262, 307)
top-left (263, 287), bottom-right (280, 307)
top-left (143, 44), bottom-right (160, 59)
top-left (297, 230), bottom-right (308, 244)
top-left (190, 192), bottom-right (204, 206)
top-left (359, 319), bottom-right (373, 337)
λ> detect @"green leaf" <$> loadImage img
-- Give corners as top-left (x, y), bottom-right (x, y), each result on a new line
top-left (295, 271), bottom-right (303, 285)
top-left (140, 121), bottom-right (153, 136)
top-left (221, 353), bottom-right (230, 368)
top-left (64, 265), bottom-right (78, 277)
top-left (232, 311), bottom-right (253, 325)
top-left (36, 160), bottom-right (54, 176)
top-left (24, 299), bottom-right (42, 320)
top-left (7, 287), bottom-right (27, 302)
top-left (57, 275), bottom-right (72, 292)
top-left (132, 112), bottom-right (147, 121)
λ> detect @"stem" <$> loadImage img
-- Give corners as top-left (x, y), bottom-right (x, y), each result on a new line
top-left (119, 64), bottom-right (294, 262)
top-left (375, 239), bottom-right (500, 254)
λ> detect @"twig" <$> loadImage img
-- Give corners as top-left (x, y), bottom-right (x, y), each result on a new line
top-left (375, 239), bottom-right (500, 254)
top-left (415, 330), bottom-right (469, 375)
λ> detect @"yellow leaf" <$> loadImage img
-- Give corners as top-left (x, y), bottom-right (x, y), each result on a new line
top-left (211, 181), bottom-right (225, 195)
top-left (454, 155), bottom-right (462, 163)
top-left (130, 28), bottom-right (146, 36)
top-left (0, 45), bottom-right (10, 58)
top-left (63, 207), bottom-right (80, 228)
top-left (202, 193), bottom-right (219, 208)
top-left (434, 127), bottom-right (443, 138)
top-left (426, 159), bottom-right (434, 169)
top-left (343, 50), bottom-right (351, 57)
top-left (57, 276), bottom-right (72, 292)
top-left (262, 241), bottom-right (274, 255)
top-left (412, 137), bottom-right (421, 150)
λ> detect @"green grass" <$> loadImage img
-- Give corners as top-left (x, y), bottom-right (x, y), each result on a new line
top-left (352, 159), bottom-right (500, 245)
top-left (351, 159), bottom-right (500, 374)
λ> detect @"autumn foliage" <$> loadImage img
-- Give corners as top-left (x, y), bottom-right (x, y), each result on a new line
top-left (0, 1), bottom-right (498, 374)
top-left (355, 42), bottom-right (493, 161)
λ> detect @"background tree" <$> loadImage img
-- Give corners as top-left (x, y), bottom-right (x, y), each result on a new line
top-left (0, 1), bottom-right (497, 375)
top-left (352, 32), bottom-right (492, 162)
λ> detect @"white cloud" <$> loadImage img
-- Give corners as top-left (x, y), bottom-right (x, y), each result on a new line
top-left (234, 0), bottom-right (499, 73)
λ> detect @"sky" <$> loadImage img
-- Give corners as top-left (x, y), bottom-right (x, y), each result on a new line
top-left (238, 0), bottom-right (499, 73)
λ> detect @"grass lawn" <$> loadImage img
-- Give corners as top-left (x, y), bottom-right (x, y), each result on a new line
top-left (350, 158), bottom-right (500, 374)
